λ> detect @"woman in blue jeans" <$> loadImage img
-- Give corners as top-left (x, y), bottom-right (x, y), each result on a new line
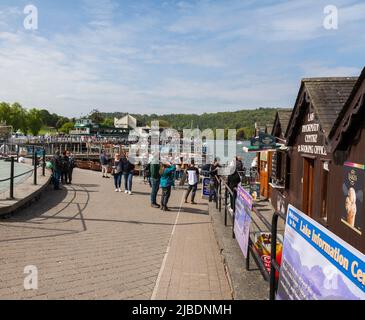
top-left (112, 154), bottom-right (122, 192)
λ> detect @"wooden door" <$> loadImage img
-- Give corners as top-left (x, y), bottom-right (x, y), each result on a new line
top-left (260, 160), bottom-right (269, 199)
top-left (302, 158), bottom-right (315, 217)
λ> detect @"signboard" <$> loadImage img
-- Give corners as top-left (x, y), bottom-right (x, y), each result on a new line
top-left (202, 177), bottom-right (210, 199)
top-left (249, 182), bottom-right (260, 200)
top-left (250, 132), bottom-right (276, 149)
top-left (253, 232), bottom-right (283, 277)
top-left (277, 205), bottom-right (365, 300)
top-left (234, 185), bottom-right (253, 258)
top-left (297, 111), bottom-right (328, 156)
top-left (341, 162), bottom-right (364, 235)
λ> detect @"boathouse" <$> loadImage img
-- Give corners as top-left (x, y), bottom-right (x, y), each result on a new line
top-left (284, 77), bottom-right (357, 222)
top-left (327, 68), bottom-right (365, 253)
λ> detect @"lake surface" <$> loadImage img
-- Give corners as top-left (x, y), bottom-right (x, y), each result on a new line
top-left (0, 160), bottom-right (33, 193)
top-left (204, 140), bottom-right (255, 169)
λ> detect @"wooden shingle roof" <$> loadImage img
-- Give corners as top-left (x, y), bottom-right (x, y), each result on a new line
top-left (329, 67), bottom-right (365, 152)
top-left (303, 77), bottom-right (358, 136)
top-left (286, 77), bottom-right (358, 145)
top-left (276, 110), bottom-right (293, 134)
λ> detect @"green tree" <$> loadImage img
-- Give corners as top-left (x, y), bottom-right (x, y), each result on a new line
top-left (151, 119), bottom-right (170, 128)
top-left (55, 117), bottom-right (69, 129)
top-left (89, 109), bottom-right (104, 125)
top-left (27, 109), bottom-right (43, 136)
top-left (237, 128), bottom-right (246, 140)
top-left (101, 117), bottom-right (114, 127)
top-left (9, 103), bottom-right (27, 133)
top-left (0, 102), bottom-right (11, 125)
top-left (59, 122), bottom-right (75, 134)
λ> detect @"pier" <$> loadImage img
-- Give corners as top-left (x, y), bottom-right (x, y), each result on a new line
top-left (0, 169), bottom-right (231, 300)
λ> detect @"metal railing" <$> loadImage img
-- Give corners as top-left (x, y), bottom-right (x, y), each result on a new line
top-left (214, 173), bottom-right (286, 300)
top-left (269, 210), bottom-right (286, 300)
top-left (0, 146), bottom-right (46, 200)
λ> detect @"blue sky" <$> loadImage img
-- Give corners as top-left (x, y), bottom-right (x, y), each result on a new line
top-left (0, 0), bottom-right (364, 117)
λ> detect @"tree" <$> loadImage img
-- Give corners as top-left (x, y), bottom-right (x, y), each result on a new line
top-left (101, 118), bottom-right (114, 127)
top-left (89, 109), bottom-right (104, 125)
top-left (237, 128), bottom-right (246, 140)
top-left (0, 102), bottom-right (11, 125)
top-left (9, 103), bottom-right (27, 133)
top-left (55, 117), bottom-right (69, 129)
top-left (27, 109), bottom-right (43, 136)
top-left (59, 122), bottom-right (75, 134)
top-left (151, 119), bottom-right (170, 128)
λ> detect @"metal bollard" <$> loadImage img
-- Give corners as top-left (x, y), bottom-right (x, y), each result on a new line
top-left (42, 148), bottom-right (46, 176)
top-left (9, 156), bottom-right (15, 199)
top-left (33, 148), bottom-right (37, 185)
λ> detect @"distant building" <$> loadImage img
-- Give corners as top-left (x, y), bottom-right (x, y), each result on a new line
top-left (114, 115), bottom-right (137, 129)
top-left (70, 118), bottom-right (97, 136)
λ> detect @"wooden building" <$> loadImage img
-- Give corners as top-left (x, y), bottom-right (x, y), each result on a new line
top-left (327, 68), bottom-right (365, 253)
top-left (269, 110), bottom-right (292, 215)
top-left (284, 77), bottom-right (357, 223)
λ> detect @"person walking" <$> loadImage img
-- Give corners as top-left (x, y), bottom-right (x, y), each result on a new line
top-left (150, 154), bottom-right (161, 208)
top-left (160, 162), bottom-right (176, 211)
top-left (227, 167), bottom-right (242, 212)
top-left (51, 150), bottom-right (62, 190)
top-left (66, 151), bottom-right (75, 184)
top-left (60, 151), bottom-right (70, 185)
top-left (122, 154), bottom-right (135, 195)
top-left (100, 150), bottom-right (110, 178)
top-left (209, 158), bottom-right (221, 202)
top-left (184, 160), bottom-right (200, 204)
top-left (112, 153), bottom-right (122, 192)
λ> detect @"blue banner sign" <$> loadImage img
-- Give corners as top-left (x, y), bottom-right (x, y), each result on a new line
top-left (277, 205), bottom-right (365, 300)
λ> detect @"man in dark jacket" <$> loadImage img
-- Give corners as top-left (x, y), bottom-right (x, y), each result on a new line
top-left (227, 169), bottom-right (242, 212)
top-left (121, 154), bottom-right (135, 195)
top-left (150, 154), bottom-right (161, 208)
top-left (52, 150), bottom-right (62, 190)
top-left (100, 150), bottom-right (110, 178)
top-left (60, 151), bottom-right (70, 185)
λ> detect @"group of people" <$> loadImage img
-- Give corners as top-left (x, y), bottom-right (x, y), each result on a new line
top-left (51, 150), bottom-right (75, 190)
top-left (50, 148), bottom-right (246, 213)
top-left (145, 155), bottom-right (201, 211)
top-left (100, 150), bottom-right (135, 195)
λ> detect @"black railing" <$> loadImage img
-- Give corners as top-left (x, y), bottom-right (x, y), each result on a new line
top-left (214, 173), bottom-right (286, 300)
top-left (270, 210), bottom-right (286, 300)
top-left (0, 147), bottom-right (46, 200)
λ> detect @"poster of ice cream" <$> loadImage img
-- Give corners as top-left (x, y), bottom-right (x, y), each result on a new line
top-left (342, 162), bottom-right (364, 235)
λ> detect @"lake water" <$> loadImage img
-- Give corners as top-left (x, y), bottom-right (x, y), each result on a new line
top-left (0, 160), bottom-right (33, 193)
top-left (204, 140), bottom-right (255, 169)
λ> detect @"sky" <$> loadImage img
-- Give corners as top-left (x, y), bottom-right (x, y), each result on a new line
top-left (0, 0), bottom-right (364, 117)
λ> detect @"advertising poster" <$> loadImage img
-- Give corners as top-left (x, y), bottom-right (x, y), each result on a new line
top-left (201, 177), bottom-right (211, 199)
top-left (342, 162), bottom-right (364, 235)
top-left (253, 232), bottom-right (283, 278)
top-left (234, 185), bottom-right (253, 258)
top-left (277, 205), bottom-right (365, 300)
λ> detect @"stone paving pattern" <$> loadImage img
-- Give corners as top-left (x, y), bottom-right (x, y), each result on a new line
top-left (0, 169), bottom-right (232, 300)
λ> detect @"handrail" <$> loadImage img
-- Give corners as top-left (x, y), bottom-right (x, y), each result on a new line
top-left (269, 210), bottom-right (286, 300)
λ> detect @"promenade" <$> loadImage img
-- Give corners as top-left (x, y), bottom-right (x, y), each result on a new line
top-left (0, 169), bottom-right (232, 300)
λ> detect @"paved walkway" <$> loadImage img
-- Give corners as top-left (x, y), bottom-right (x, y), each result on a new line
top-left (0, 169), bottom-right (232, 300)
